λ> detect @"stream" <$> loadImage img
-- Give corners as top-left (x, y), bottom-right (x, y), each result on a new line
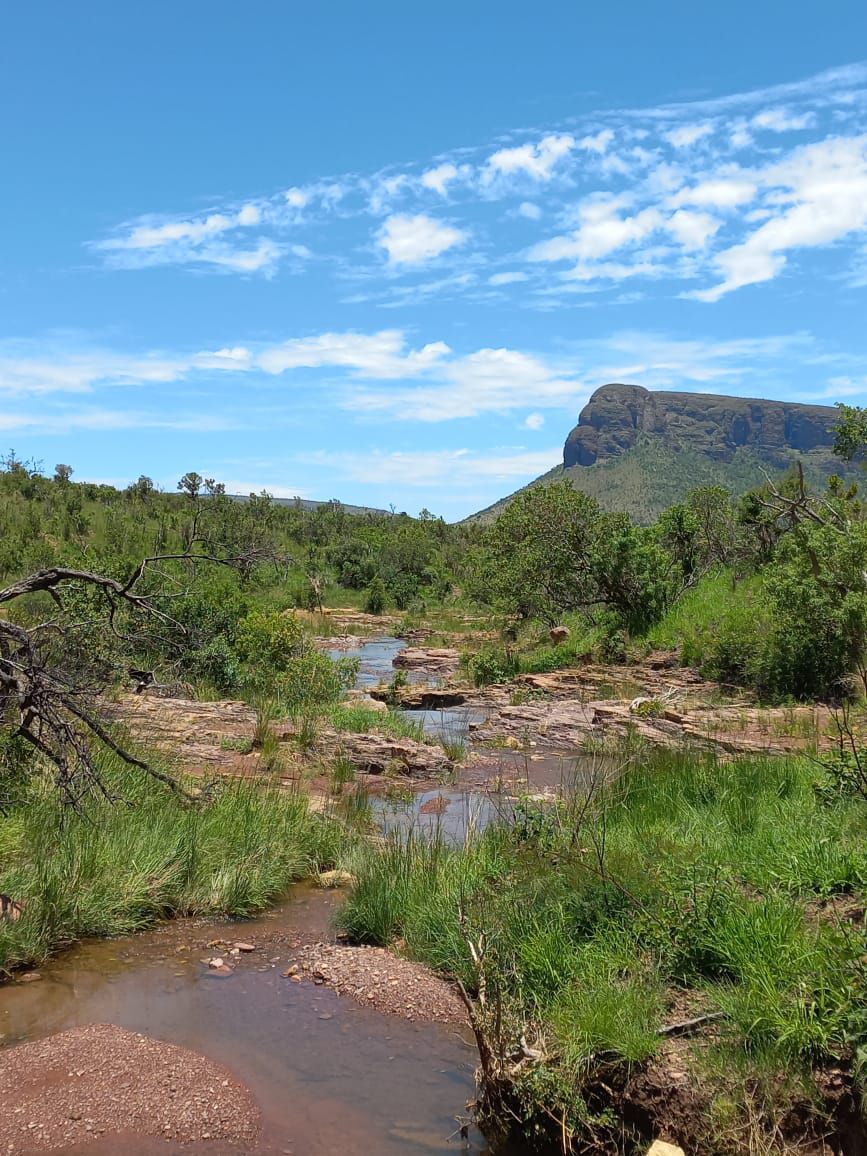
top-left (0, 636), bottom-right (557, 1154)
top-left (0, 888), bottom-right (497, 1156)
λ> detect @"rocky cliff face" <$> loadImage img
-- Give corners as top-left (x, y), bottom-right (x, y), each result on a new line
top-left (564, 384), bottom-right (838, 468)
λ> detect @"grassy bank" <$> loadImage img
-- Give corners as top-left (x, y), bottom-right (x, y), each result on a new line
top-left (337, 747), bottom-right (867, 1153)
top-left (0, 754), bottom-right (344, 976)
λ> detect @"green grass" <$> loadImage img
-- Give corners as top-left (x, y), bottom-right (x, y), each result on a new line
top-left (336, 747), bottom-right (867, 1152)
top-left (329, 703), bottom-right (428, 742)
top-left (0, 753), bottom-right (345, 977)
top-left (645, 570), bottom-right (767, 669)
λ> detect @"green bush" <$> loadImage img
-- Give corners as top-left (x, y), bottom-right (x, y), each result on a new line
top-left (364, 577), bottom-right (387, 615)
top-left (466, 648), bottom-right (519, 687)
top-left (278, 651), bottom-right (359, 713)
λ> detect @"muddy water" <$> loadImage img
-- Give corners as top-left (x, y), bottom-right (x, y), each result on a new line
top-left (0, 889), bottom-right (496, 1156)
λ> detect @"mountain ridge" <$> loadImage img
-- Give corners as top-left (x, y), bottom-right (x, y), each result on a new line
top-left (468, 384), bottom-right (853, 524)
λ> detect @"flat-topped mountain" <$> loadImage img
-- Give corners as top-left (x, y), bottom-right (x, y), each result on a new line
top-left (468, 384), bottom-right (851, 524)
top-left (565, 384), bottom-right (837, 468)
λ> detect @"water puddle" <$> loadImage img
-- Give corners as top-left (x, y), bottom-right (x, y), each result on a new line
top-left (0, 889), bottom-right (497, 1155)
top-left (371, 788), bottom-right (508, 845)
top-left (477, 750), bottom-right (616, 793)
top-left (401, 706), bottom-right (490, 743)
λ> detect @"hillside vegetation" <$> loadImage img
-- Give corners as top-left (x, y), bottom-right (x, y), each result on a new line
top-left (468, 435), bottom-right (861, 524)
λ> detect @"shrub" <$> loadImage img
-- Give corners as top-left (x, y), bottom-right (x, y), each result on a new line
top-left (236, 609), bottom-right (306, 674)
top-left (278, 652), bottom-right (358, 713)
top-left (364, 577), bottom-right (387, 615)
top-left (466, 648), bottom-right (519, 687)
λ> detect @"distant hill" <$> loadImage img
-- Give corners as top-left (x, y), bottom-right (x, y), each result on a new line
top-left (229, 494), bottom-right (393, 517)
top-left (468, 384), bottom-right (855, 524)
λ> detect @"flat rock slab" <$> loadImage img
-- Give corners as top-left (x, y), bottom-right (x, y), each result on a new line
top-left (327, 730), bottom-right (452, 777)
top-left (0, 1023), bottom-right (259, 1152)
top-left (392, 647), bottom-right (460, 673)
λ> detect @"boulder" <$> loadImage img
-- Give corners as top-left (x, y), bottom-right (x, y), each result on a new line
top-left (549, 626), bottom-right (570, 644)
top-left (646, 1142), bottom-right (686, 1156)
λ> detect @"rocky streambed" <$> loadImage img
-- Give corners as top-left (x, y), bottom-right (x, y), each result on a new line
top-left (109, 636), bottom-right (838, 824)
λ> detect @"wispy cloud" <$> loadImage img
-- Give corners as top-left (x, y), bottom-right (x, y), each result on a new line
top-left (90, 63), bottom-right (867, 300)
top-left (4, 327), bottom-right (860, 426)
top-left (299, 447), bottom-right (563, 487)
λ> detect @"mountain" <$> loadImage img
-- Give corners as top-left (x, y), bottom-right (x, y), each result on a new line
top-left (469, 384), bottom-right (853, 524)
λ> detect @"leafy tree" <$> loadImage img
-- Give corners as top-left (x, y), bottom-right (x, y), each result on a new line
top-left (467, 481), bottom-right (674, 631)
top-left (177, 471), bottom-right (203, 500)
top-left (833, 403), bottom-right (867, 464)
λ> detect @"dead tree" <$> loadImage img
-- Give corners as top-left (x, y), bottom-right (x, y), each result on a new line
top-left (0, 560), bottom-right (201, 808)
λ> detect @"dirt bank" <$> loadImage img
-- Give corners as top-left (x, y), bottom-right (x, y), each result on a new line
top-left (0, 1023), bottom-right (259, 1153)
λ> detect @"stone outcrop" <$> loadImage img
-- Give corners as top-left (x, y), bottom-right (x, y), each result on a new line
top-left (564, 383), bottom-right (838, 468)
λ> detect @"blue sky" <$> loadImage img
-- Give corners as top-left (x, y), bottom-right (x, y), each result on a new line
top-left (3, 2), bottom-right (867, 519)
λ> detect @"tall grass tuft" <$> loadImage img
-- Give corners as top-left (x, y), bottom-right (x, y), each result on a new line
top-left (0, 751), bottom-right (342, 976)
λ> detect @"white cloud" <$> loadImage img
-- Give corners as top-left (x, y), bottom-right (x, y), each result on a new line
top-left (376, 213), bottom-right (467, 265)
top-left (488, 271), bottom-right (529, 286)
top-left (752, 108), bottom-right (816, 133)
top-left (578, 129), bottom-right (614, 154)
top-left (116, 213), bottom-right (235, 250)
top-left (203, 240), bottom-right (284, 274)
top-left (524, 412), bottom-right (545, 429)
top-left (218, 479), bottom-right (309, 499)
top-left (284, 187), bottom-right (308, 208)
top-left (729, 121), bottom-right (754, 149)
top-left (0, 408), bottom-right (232, 433)
top-left (89, 64), bottom-right (867, 300)
top-left (346, 347), bottom-right (590, 421)
top-left (666, 208), bottom-right (721, 250)
top-left (368, 174), bottom-right (411, 213)
top-left (529, 194), bottom-right (663, 263)
top-left (237, 203), bottom-right (262, 226)
top-left (257, 330), bottom-right (451, 378)
top-left (669, 177), bottom-right (757, 209)
top-left (483, 133), bottom-right (575, 183)
top-left (665, 123), bottom-right (714, 148)
top-left (696, 134), bottom-right (867, 300)
top-left (421, 163), bottom-right (461, 195)
top-left (301, 447), bottom-right (563, 487)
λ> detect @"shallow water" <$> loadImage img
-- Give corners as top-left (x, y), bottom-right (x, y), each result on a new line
top-left (370, 788), bottom-right (509, 845)
top-left (327, 636), bottom-right (435, 688)
top-left (0, 890), bottom-right (496, 1156)
top-left (401, 706), bottom-right (490, 742)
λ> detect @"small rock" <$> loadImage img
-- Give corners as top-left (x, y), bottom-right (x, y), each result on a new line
top-left (206, 965), bottom-right (234, 978)
top-left (282, 965), bottom-right (298, 977)
top-left (647, 1142), bottom-right (686, 1156)
top-left (234, 942), bottom-right (256, 953)
top-left (18, 972), bottom-right (41, 984)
